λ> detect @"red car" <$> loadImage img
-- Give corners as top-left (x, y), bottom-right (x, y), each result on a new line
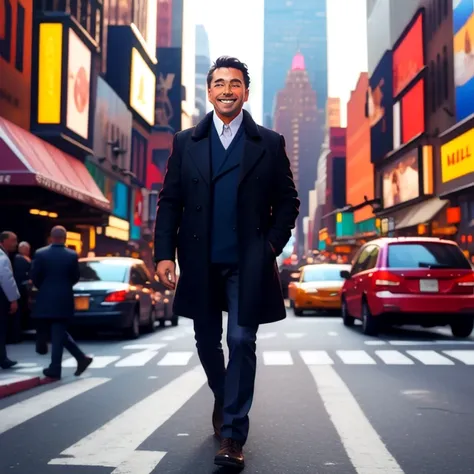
top-left (340, 237), bottom-right (474, 337)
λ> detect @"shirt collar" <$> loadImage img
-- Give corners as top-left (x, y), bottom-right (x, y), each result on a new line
top-left (212, 110), bottom-right (244, 137)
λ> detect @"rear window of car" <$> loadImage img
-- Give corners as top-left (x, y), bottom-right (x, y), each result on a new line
top-left (303, 266), bottom-right (350, 282)
top-left (79, 261), bottom-right (129, 282)
top-left (387, 243), bottom-right (471, 269)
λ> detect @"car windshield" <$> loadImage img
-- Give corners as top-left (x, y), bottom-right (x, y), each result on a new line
top-left (79, 261), bottom-right (129, 282)
top-left (387, 243), bottom-right (471, 269)
top-left (303, 266), bottom-right (346, 282)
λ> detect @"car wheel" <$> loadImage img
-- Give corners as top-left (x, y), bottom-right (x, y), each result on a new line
top-left (362, 300), bottom-right (378, 336)
top-left (341, 299), bottom-right (355, 327)
top-left (144, 309), bottom-right (156, 333)
top-left (126, 311), bottom-right (140, 339)
top-left (293, 307), bottom-right (303, 316)
top-left (450, 316), bottom-right (474, 338)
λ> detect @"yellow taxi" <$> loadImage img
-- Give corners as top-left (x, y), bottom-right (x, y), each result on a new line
top-left (288, 263), bottom-right (351, 316)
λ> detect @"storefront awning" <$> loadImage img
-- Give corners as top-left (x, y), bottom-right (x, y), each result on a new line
top-left (395, 197), bottom-right (449, 230)
top-left (0, 117), bottom-right (110, 212)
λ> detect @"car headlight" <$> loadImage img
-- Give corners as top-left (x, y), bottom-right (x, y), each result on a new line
top-left (306, 288), bottom-right (319, 294)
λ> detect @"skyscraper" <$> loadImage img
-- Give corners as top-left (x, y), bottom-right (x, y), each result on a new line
top-left (273, 52), bottom-right (322, 257)
top-left (263, 0), bottom-right (328, 125)
top-left (195, 25), bottom-right (211, 123)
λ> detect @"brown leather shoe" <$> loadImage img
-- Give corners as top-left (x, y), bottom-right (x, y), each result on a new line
top-left (212, 399), bottom-right (223, 439)
top-left (214, 438), bottom-right (245, 469)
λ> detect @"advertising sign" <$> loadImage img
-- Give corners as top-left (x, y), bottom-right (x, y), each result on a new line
top-left (453, 0), bottom-right (474, 122)
top-left (155, 47), bottom-right (183, 132)
top-left (130, 47), bottom-right (156, 126)
top-left (382, 148), bottom-right (420, 208)
top-left (368, 50), bottom-right (393, 162)
top-left (67, 29), bottom-right (91, 139)
top-left (37, 23), bottom-right (63, 124)
top-left (0, 0), bottom-right (33, 129)
top-left (393, 13), bottom-right (424, 98)
top-left (93, 77), bottom-right (132, 172)
top-left (441, 127), bottom-right (474, 183)
top-left (401, 78), bottom-right (425, 143)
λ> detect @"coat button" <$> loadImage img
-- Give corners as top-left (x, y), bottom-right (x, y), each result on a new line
top-left (193, 234), bottom-right (198, 240)
top-left (232, 226), bottom-right (236, 231)
top-left (193, 178), bottom-right (198, 183)
top-left (196, 205), bottom-right (202, 211)
top-left (256, 176), bottom-right (260, 180)
top-left (256, 227), bottom-right (260, 232)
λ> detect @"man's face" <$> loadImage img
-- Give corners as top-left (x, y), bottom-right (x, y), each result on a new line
top-left (2, 233), bottom-right (18, 253)
top-left (208, 67), bottom-right (249, 120)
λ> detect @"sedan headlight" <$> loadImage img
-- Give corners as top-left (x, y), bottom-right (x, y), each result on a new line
top-left (306, 288), bottom-right (319, 294)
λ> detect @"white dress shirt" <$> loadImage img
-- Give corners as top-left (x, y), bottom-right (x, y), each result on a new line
top-left (213, 111), bottom-right (244, 150)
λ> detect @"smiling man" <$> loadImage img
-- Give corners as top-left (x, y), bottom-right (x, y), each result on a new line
top-left (154, 56), bottom-right (299, 469)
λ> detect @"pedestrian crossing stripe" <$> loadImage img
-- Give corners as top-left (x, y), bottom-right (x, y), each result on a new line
top-left (9, 349), bottom-right (474, 374)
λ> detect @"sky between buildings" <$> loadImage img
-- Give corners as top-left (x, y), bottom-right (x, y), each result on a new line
top-left (194, 0), bottom-right (368, 126)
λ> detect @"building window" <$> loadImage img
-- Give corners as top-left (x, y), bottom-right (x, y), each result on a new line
top-left (443, 46), bottom-right (449, 100)
top-left (437, 53), bottom-right (443, 106)
top-left (430, 60), bottom-right (436, 112)
top-left (443, 0), bottom-right (449, 17)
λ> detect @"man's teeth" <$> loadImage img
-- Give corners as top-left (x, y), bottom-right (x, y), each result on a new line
top-left (219, 99), bottom-right (235, 103)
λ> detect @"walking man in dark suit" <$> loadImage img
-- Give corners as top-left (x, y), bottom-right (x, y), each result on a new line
top-left (154, 56), bottom-right (299, 469)
top-left (30, 226), bottom-right (92, 379)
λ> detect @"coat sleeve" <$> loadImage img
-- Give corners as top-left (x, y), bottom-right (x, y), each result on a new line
top-left (153, 133), bottom-right (183, 263)
top-left (0, 255), bottom-right (20, 302)
top-left (268, 135), bottom-right (300, 256)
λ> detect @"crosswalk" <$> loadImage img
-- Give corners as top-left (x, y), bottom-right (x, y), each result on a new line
top-left (7, 348), bottom-right (474, 376)
top-left (1, 355), bottom-right (468, 474)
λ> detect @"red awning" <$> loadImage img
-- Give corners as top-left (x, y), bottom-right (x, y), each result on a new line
top-left (0, 117), bottom-right (110, 211)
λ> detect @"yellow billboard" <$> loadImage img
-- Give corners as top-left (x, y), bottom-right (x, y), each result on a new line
top-left (37, 23), bottom-right (63, 124)
top-left (441, 128), bottom-right (474, 183)
top-left (130, 48), bottom-right (156, 126)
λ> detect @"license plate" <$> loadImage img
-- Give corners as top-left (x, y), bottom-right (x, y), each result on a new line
top-left (74, 296), bottom-right (90, 311)
top-left (419, 279), bottom-right (439, 292)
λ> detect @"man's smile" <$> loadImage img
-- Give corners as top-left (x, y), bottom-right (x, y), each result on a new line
top-left (218, 98), bottom-right (237, 104)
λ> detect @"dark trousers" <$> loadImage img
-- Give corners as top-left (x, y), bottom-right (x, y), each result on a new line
top-left (194, 265), bottom-right (258, 445)
top-left (0, 312), bottom-right (9, 363)
top-left (37, 319), bottom-right (85, 375)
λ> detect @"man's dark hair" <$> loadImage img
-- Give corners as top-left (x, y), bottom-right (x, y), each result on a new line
top-left (207, 56), bottom-right (251, 89)
top-left (0, 231), bottom-right (14, 244)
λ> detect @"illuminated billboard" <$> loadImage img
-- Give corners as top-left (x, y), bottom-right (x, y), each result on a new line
top-left (382, 148), bottom-right (420, 208)
top-left (392, 11), bottom-right (426, 149)
top-left (67, 29), bottom-right (91, 140)
top-left (368, 50), bottom-right (393, 163)
top-left (393, 13), bottom-right (424, 98)
top-left (0, 0), bottom-right (33, 129)
top-left (441, 127), bottom-right (474, 184)
top-left (106, 25), bottom-right (157, 128)
top-left (34, 22), bottom-right (95, 152)
top-left (453, 0), bottom-right (474, 122)
top-left (37, 23), bottom-right (63, 124)
top-left (130, 48), bottom-right (156, 126)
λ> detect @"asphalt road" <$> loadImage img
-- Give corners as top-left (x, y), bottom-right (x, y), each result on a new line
top-left (0, 309), bottom-right (473, 474)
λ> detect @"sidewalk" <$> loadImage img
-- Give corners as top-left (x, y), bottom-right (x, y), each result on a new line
top-left (0, 341), bottom-right (52, 399)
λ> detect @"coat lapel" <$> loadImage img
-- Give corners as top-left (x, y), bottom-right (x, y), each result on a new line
top-left (189, 112), bottom-right (213, 185)
top-left (190, 110), bottom-right (265, 186)
top-left (239, 110), bottom-right (265, 185)
top-left (188, 138), bottom-right (211, 185)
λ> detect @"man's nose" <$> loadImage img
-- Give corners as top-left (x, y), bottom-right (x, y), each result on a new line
top-left (223, 84), bottom-right (232, 94)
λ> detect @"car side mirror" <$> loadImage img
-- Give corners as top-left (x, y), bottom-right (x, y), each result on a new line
top-left (340, 270), bottom-right (351, 280)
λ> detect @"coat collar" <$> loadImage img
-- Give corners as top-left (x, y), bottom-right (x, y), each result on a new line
top-left (192, 110), bottom-right (261, 141)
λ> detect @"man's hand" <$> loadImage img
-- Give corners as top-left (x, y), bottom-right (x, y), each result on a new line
top-left (156, 260), bottom-right (177, 290)
top-left (9, 300), bottom-right (18, 314)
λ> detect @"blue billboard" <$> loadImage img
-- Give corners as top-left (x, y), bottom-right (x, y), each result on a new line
top-left (368, 50), bottom-right (394, 163)
top-left (453, 0), bottom-right (474, 122)
top-left (155, 47), bottom-right (183, 133)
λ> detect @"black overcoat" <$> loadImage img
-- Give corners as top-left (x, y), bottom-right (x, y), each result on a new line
top-left (154, 110), bottom-right (300, 326)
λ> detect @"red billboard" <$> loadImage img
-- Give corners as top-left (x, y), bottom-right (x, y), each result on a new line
top-left (401, 78), bottom-right (425, 143)
top-left (393, 13), bottom-right (424, 98)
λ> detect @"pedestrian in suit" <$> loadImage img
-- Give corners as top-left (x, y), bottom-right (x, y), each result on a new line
top-left (30, 226), bottom-right (92, 379)
top-left (0, 231), bottom-right (20, 369)
top-left (154, 56), bottom-right (299, 469)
